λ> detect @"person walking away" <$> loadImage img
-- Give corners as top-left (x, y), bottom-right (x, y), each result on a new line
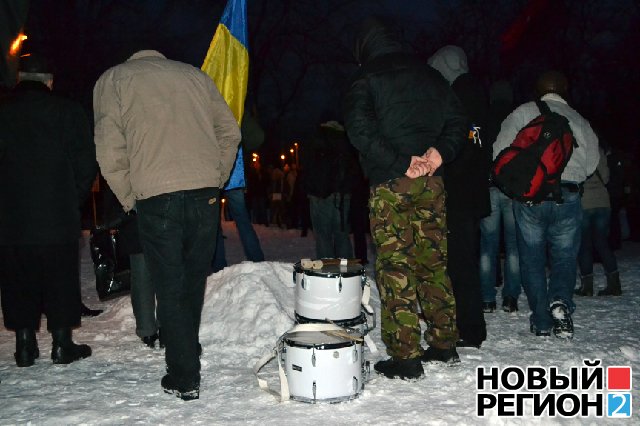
top-left (94, 48), bottom-right (241, 400)
top-left (0, 53), bottom-right (95, 367)
top-left (576, 144), bottom-right (622, 296)
top-left (478, 80), bottom-right (523, 314)
top-left (343, 16), bottom-right (467, 380)
top-left (428, 45), bottom-right (490, 349)
top-left (493, 70), bottom-right (599, 339)
top-left (302, 120), bottom-right (357, 259)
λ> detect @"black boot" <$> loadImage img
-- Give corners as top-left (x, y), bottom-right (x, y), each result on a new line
top-left (51, 328), bottom-right (92, 364)
top-left (421, 346), bottom-right (460, 364)
top-left (374, 357), bottom-right (424, 379)
top-left (161, 374), bottom-right (200, 400)
top-left (15, 329), bottom-right (39, 367)
top-left (598, 271), bottom-right (622, 296)
top-left (575, 274), bottom-right (594, 296)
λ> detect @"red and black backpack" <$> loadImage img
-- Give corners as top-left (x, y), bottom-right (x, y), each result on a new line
top-left (492, 100), bottom-right (577, 204)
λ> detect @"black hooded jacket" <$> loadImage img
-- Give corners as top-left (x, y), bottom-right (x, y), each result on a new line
top-left (0, 80), bottom-right (97, 245)
top-left (342, 18), bottom-right (467, 186)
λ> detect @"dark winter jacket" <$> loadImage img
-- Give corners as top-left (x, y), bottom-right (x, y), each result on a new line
top-left (301, 121), bottom-right (360, 198)
top-left (0, 80), bottom-right (97, 245)
top-left (342, 18), bottom-right (467, 186)
top-left (445, 73), bottom-right (491, 219)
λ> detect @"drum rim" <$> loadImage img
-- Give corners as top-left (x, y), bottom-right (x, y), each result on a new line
top-left (283, 334), bottom-right (362, 350)
top-left (295, 312), bottom-right (366, 328)
top-left (289, 392), bottom-right (362, 404)
top-left (294, 262), bottom-right (364, 278)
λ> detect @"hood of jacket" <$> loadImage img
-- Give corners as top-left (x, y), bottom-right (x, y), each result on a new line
top-left (354, 16), bottom-right (405, 65)
top-left (427, 45), bottom-right (468, 84)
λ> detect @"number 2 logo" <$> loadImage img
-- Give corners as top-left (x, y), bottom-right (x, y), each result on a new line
top-left (607, 393), bottom-right (632, 417)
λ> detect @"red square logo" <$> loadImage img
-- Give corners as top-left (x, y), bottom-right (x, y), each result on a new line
top-left (607, 366), bottom-right (632, 390)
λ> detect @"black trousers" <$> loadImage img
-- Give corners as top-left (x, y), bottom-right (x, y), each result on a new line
top-left (137, 188), bottom-right (219, 389)
top-left (447, 214), bottom-right (487, 346)
top-left (0, 243), bottom-right (81, 331)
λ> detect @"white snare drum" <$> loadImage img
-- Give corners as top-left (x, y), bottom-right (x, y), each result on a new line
top-left (294, 261), bottom-right (365, 327)
top-left (281, 330), bottom-right (365, 403)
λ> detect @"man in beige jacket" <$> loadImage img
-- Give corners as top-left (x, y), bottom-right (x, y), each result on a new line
top-left (93, 49), bottom-right (241, 400)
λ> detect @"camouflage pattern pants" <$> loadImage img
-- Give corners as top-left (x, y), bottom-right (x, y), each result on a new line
top-left (369, 175), bottom-right (457, 359)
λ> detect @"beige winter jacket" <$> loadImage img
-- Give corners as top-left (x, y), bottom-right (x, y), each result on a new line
top-left (93, 50), bottom-right (241, 211)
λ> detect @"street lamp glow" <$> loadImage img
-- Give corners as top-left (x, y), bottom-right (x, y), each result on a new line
top-left (280, 154), bottom-right (285, 160)
top-left (10, 34), bottom-right (27, 56)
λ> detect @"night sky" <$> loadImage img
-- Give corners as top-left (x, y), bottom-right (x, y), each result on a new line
top-left (4, 0), bottom-right (640, 162)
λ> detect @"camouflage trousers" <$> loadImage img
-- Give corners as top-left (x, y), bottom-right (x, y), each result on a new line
top-left (369, 175), bottom-right (458, 359)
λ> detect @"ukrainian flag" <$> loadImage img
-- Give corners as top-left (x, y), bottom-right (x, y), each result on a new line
top-left (202, 0), bottom-right (248, 189)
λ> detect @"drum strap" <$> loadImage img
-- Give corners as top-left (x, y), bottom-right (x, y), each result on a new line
top-left (359, 278), bottom-right (379, 354)
top-left (253, 323), bottom-right (374, 402)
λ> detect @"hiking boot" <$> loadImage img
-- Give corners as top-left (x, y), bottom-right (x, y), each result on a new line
top-left (530, 324), bottom-right (551, 337)
top-left (374, 357), bottom-right (424, 379)
top-left (15, 329), bottom-right (39, 367)
top-left (598, 271), bottom-right (621, 296)
top-left (161, 374), bottom-right (200, 400)
top-left (575, 274), bottom-right (594, 296)
top-left (482, 301), bottom-right (496, 313)
top-left (502, 296), bottom-right (518, 313)
top-left (550, 302), bottom-right (574, 339)
top-left (51, 328), bottom-right (92, 364)
top-left (421, 346), bottom-right (460, 364)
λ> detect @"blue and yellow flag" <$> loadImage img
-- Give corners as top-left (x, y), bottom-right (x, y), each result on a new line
top-left (202, 0), bottom-right (249, 189)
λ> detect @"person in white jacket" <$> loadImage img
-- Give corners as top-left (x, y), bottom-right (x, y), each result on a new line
top-left (492, 70), bottom-right (599, 339)
top-left (94, 49), bottom-right (241, 400)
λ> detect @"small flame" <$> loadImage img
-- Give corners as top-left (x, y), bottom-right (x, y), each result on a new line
top-left (10, 34), bottom-right (27, 56)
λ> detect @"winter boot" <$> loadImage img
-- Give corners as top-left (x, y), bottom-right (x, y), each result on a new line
top-left (598, 271), bottom-right (622, 296)
top-left (15, 328), bottom-right (39, 367)
top-left (161, 374), bottom-right (200, 400)
top-left (421, 346), bottom-right (460, 364)
top-left (575, 274), bottom-right (594, 296)
top-left (51, 328), bottom-right (92, 364)
top-left (374, 357), bottom-right (424, 379)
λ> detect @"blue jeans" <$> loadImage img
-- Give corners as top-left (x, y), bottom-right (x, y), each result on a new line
top-left (211, 188), bottom-right (264, 272)
top-left (309, 194), bottom-right (353, 259)
top-left (479, 187), bottom-right (522, 302)
top-left (137, 188), bottom-right (219, 388)
top-left (513, 189), bottom-right (582, 332)
top-left (129, 253), bottom-right (158, 338)
top-left (578, 207), bottom-right (618, 275)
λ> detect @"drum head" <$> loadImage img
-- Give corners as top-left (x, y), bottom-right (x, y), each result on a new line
top-left (284, 330), bottom-right (360, 350)
top-left (294, 260), bottom-right (363, 278)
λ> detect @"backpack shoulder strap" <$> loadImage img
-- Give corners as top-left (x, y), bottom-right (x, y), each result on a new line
top-left (535, 99), bottom-right (551, 115)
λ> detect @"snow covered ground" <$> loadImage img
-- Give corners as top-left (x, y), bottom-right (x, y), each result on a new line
top-left (0, 221), bottom-right (638, 425)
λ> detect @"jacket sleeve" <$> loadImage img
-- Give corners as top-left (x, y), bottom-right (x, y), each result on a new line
top-left (93, 71), bottom-right (135, 211)
top-left (492, 104), bottom-right (529, 160)
top-left (433, 89), bottom-right (468, 164)
top-left (207, 78), bottom-right (242, 186)
top-left (343, 78), bottom-right (411, 176)
top-left (65, 102), bottom-right (98, 209)
top-left (578, 118), bottom-right (600, 177)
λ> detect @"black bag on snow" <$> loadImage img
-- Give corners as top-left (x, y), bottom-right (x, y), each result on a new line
top-left (89, 216), bottom-right (133, 301)
top-left (492, 100), bottom-right (578, 204)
